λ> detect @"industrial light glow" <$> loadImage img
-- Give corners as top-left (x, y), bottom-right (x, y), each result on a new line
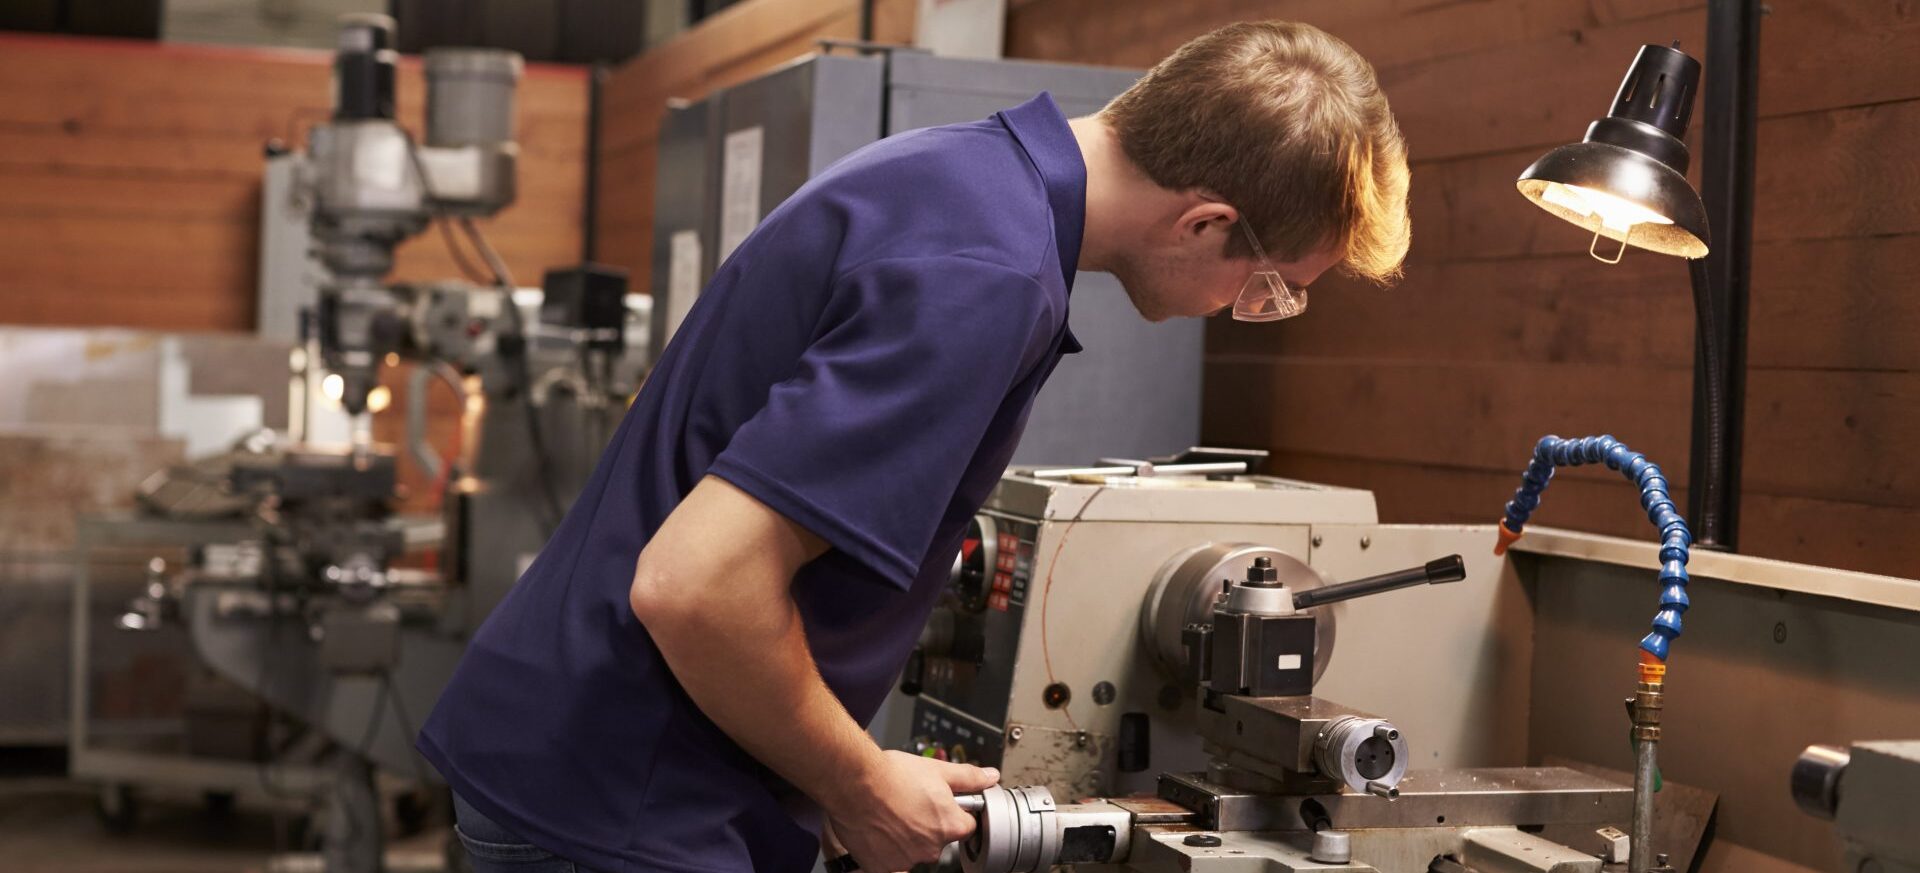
top-left (1541, 182), bottom-right (1676, 232)
top-left (366, 385), bottom-right (393, 414)
top-left (322, 373), bottom-right (345, 402)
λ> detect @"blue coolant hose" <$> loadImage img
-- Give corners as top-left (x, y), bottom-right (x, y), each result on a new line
top-left (1493, 435), bottom-right (1693, 662)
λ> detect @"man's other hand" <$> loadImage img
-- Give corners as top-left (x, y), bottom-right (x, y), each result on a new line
top-left (825, 750), bottom-right (999, 872)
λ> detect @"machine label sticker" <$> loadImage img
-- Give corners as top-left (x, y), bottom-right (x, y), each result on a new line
top-left (1277, 654), bottom-right (1303, 670)
top-left (719, 126), bottom-right (765, 262)
top-left (666, 230), bottom-right (703, 337)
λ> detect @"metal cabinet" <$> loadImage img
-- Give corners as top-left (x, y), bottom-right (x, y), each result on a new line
top-left (645, 50), bottom-right (1202, 465)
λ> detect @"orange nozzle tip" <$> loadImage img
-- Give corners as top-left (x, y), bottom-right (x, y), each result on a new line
top-left (1638, 650), bottom-right (1668, 683)
top-left (1493, 522), bottom-right (1523, 556)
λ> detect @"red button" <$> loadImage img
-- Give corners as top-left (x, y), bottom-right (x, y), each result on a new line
top-left (993, 572), bottom-right (1012, 593)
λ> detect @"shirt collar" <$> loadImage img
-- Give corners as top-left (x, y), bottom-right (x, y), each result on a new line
top-left (996, 92), bottom-right (1087, 352)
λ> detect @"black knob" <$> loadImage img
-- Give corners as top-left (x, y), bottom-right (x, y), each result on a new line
top-left (898, 649), bottom-right (925, 697)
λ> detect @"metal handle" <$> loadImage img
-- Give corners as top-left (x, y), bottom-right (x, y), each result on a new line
top-left (1290, 555), bottom-right (1467, 610)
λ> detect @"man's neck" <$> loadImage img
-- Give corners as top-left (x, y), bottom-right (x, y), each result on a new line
top-left (1068, 114), bottom-right (1134, 274)
top-left (1075, 113), bottom-right (1159, 272)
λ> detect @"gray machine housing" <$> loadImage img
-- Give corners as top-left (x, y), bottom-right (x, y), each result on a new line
top-left (648, 50), bottom-right (1203, 465)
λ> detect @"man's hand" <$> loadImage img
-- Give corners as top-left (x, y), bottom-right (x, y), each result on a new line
top-left (825, 751), bottom-right (998, 872)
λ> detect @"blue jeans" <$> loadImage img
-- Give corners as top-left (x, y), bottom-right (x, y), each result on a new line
top-left (453, 792), bottom-right (600, 873)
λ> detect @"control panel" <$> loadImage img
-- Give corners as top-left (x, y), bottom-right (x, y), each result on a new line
top-left (907, 512), bottom-right (1039, 768)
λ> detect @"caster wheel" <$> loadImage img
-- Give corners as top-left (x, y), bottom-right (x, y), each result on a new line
top-left (95, 783), bottom-right (138, 834)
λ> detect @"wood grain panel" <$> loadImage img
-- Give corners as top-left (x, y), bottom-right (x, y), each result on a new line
top-left (1007, 0), bottom-right (1701, 72)
top-left (1412, 95), bottom-right (1920, 264)
top-left (1380, 8), bottom-right (1706, 163)
top-left (1205, 252), bottom-right (1696, 368)
top-left (1754, 98), bottom-right (1920, 242)
top-left (1210, 356), bottom-right (1920, 510)
top-left (1210, 234), bottom-right (1920, 374)
top-left (1745, 234), bottom-right (1920, 372)
top-left (0, 34), bottom-right (588, 332)
top-left (1263, 453), bottom-right (1920, 580)
top-left (1011, 0), bottom-right (1920, 161)
top-left (1382, 0), bottom-right (1920, 163)
top-left (1202, 356), bottom-right (1695, 484)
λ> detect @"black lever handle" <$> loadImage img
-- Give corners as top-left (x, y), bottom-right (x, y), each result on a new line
top-left (1290, 554), bottom-right (1466, 610)
top-left (898, 648), bottom-right (925, 697)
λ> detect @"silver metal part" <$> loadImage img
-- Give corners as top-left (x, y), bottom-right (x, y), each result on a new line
top-left (419, 48), bottom-right (520, 214)
top-left (1140, 544), bottom-right (1335, 685)
top-left (1157, 768), bottom-right (1633, 833)
top-left (1315, 715), bottom-right (1410, 795)
top-left (309, 123), bottom-right (427, 278)
top-left (424, 48), bottom-right (523, 146)
top-left (1197, 695), bottom-right (1409, 791)
top-left (963, 785), bottom-right (1058, 873)
top-left (1631, 735), bottom-right (1658, 873)
top-left (1463, 827), bottom-right (1603, 873)
top-left (1310, 830), bottom-right (1353, 864)
top-left (1802, 741), bottom-right (1920, 873)
top-left (960, 785), bottom-right (1132, 873)
top-left (1225, 581), bottom-right (1296, 615)
top-left (1790, 744), bottom-right (1848, 820)
top-left (1029, 461), bottom-right (1248, 479)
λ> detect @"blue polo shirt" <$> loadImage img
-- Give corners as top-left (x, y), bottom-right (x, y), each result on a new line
top-left (418, 93), bottom-right (1085, 872)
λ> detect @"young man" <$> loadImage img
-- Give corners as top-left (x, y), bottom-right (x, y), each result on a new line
top-left (418, 19), bottom-right (1410, 873)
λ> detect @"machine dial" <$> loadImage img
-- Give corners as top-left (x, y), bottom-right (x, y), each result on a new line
top-left (1139, 543), bottom-right (1338, 687)
top-left (948, 514), bottom-right (999, 614)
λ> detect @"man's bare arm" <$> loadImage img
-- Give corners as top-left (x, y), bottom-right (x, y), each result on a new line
top-left (629, 476), bottom-right (996, 870)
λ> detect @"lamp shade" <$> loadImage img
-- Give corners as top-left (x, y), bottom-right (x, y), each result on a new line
top-left (1517, 43), bottom-right (1710, 259)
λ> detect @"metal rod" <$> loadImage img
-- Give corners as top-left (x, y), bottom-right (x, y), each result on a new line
top-left (1290, 555), bottom-right (1466, 610)
top-left (1688, 0), bottom-right (1760, 549)
top-left (1631, 734), bottom-right (1659, 873)
top-left (1028, 461), bottom-right (1248, 480)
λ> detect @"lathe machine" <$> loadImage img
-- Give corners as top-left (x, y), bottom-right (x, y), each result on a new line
top-left (892, 451), bottom-right (1920, 872)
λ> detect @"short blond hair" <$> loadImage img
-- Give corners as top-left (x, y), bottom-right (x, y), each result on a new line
top-left (1102, 21), bottom-right (1411, 284)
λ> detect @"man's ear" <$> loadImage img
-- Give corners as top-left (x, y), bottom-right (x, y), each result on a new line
top-left (1175, 197), bottom-right (1239, 245)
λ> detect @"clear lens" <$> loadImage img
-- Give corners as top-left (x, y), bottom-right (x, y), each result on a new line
top-left (1232, 219), bottom-right (1308, 322)
top-left (1233, 272), bottom-right (1308, 322)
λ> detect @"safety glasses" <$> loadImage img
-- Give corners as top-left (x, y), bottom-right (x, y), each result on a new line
top-left (1232, 219), bottom-right (1309, 322)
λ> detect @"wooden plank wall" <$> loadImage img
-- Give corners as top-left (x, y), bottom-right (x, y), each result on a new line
top-left (1009, 0), bottom-right (1920, 578)
top-left (0, 34), bottom-right (589, 332)
top-left (593, 0), bottom-right (916, 284)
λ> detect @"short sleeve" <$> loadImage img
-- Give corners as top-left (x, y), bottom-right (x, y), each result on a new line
top-left (708, 256), bottom-right (1056, 590)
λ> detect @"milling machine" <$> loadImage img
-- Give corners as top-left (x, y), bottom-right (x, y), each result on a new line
top-left (115, 15), bottom-right (637, 872)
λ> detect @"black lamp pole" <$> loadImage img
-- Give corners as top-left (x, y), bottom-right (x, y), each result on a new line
top-left (1688, 0), bottom-right (1761, 550)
